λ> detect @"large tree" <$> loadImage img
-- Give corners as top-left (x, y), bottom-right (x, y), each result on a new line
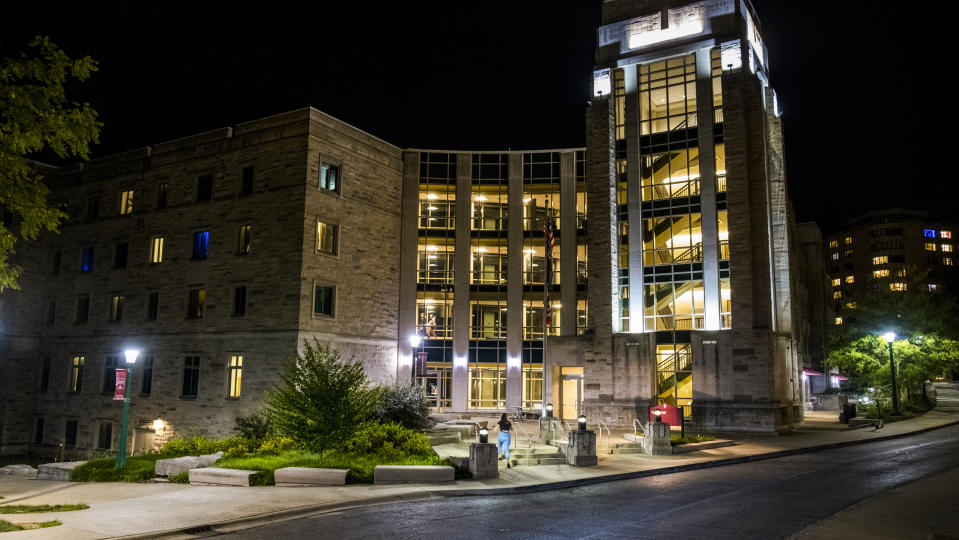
top-left (0, 36), bottom-right (101, 291)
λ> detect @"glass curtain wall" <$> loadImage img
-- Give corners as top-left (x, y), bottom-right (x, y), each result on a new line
top-left (576, 150), bottom-right (588, 335)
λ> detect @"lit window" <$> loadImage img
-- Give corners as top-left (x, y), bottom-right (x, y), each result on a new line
top-left (119, 190), bottom-right (134, 215)
top-left (844, 236), bottom-right (852, 245)
top-left (942, 244), bottom-right (953, 253)
top-left (831, 252), bottom-right (839, 261)
top-left (944, 257), bottom-right (954, 266)
top-left (924, 229), bottom-right (936, 238)
top-left (182, 356), bottom-right (200, 397)
top-left (833, 291), bottom-right (841, 299)
top-left (110, 295), bottom-right (124, 322)
top-left (237, 225), bottom-right (252, 254)
top-left (844, 249), bottom-right (853, 258)
top-left (317, 221), bottom-right (338, 255)
top-left (845, 276), bottom-right (854, 284)
top-left (895, 268), bottom-right (907, 277)
top-left (925, 243), bottom-right (936, 251)
top-left (872, 256), bottom-right (888, 265)
top-left (70, 356), bottom-right (85, 393)
top-left (192, 231), bottom-right (210, 260)
top-left (228, 355), bottom-right (243, 398)
top-left (313, 284), bottom-right (335, 317)
top-left (890, 282), bottom-right (907, 291)
top-left (942, 230), bottom-right (953, 239)
top-left (873, 269), bottom-right (890, 278)
top-left (835, 317), bottom-right (843, 325)
top-left (828, 240), bottom-right (838, 249)
top-left (150, 236), bottom-right (164, 263)
top-left (831, 278), bottom-right (841, 287)
top-left (81, 246), bottom-right (95, 272)
top-left (187, 288), bottom-right (205, 319)
top-left (845, 302), bottom-right (856, 309)
top-left (320, 161), bottom-right (339, 193)
top-left (929, 283), bottom-right (938, 291)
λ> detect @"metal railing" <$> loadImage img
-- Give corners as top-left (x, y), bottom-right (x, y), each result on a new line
top-left (549, 418), bottom-right (568, 443)
top-left (509, 413), bottom-right (535, 466)
top-left (633, 418), bottom-right (646, 440)
top-left (596, 420), bottom-right (612, 455)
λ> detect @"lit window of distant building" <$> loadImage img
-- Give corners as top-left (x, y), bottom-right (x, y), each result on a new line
top-left (844, 249), bottom-right (853, 257)
top-left (119, 190), bottom-right (134, 215)
top-left (942, 244), bottom-right (953, 253)
top-left (831, 252), bottom-right (839, 261)
top-left (845, 276), bottom-right (854, 284)
top-left (110, 295), bottom-right (124, 321)
top-left (929, 283), bottom-right (938, 291)
top-left (192, 231), bottom-right (210, 260)
top-left (890, 282), bottom-right (907, 291)
top-left (873, 269), bottom-right (890, 278)
top-left (872, 256), bottom-right (888, 265)
top-left (843, 236), bottom-right (852, 245)
top-left (150, 236), bottom-right (164, 263)
top-left (320, 161), bottom-right (340, 193)
top-left (317, 221), bottom-right (338, 255)
top-left (228, 355), bottom-right (243, 398)
top-left (833, 291), bottom-right (841, 299)
top-left (187, 288), bottom-right (205, 319)
top-left (925, 243), bottom-right (936, 251)
top-left (81, 246), bottom-right (95, 272)
top-left (828, 240), bottom-right (838, 249)
top-left (237, 225), bottom-right (252, 254)
top-left (835, 317), bottom-right (843, 325)
top-left (895, 268), bottom-right (907, 277)
top-left (944, 257), bottom-right (954, 266)
top-left (924, 229), bottom-right (936, 238)
top-left (831, 278), bottom-right (841, 287)
top-left (942, 230), bottom-right (952, 239)
top-left (845, 302), bottom-right (856, 309)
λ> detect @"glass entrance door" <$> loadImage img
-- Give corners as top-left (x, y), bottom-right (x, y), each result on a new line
top-left (560, 366), bottom-right (584, 419)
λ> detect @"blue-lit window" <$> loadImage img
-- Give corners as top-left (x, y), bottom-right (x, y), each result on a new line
top-left (81, 246), bottom-right (95, 272)
top-left (924, 229), bottom-right (937, 238)
top-left (192, 231), bottom-right (210, 260)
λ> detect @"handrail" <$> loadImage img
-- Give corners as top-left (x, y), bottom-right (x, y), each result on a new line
top-left (633, 418), bottom-right (646, 439)
top-left (509, 413), bottom-right (535, 467)
top-left (596, 420), bottom-right (612, 455)
top-left (550, 418), bottom-right (567, 442)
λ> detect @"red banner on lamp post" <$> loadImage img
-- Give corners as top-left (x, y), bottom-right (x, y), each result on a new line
top-left (114, 369), bottom-right (127, 400)
top-left (415, 352), bottom-right (428, 377)
top-left (649, 403), bottom-right (682, 425)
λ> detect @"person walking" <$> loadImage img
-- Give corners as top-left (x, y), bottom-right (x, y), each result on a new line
top-left (496, 413), bottom-right (512, 469)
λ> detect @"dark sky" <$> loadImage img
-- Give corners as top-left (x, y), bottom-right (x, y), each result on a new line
top-left (2, 2), bottom-right (951, 233)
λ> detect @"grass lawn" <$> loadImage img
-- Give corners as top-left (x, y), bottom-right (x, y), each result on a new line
top-left (670, 435), bottom-right (716, 446)
top-left (0, 504), bottom-right (88, 514)
top-left (69, 454), bottom-right (164, 482)
top-left (0, 519), bottom-right (61, 532)
top-left (215, 450), bottom-right (450, 485)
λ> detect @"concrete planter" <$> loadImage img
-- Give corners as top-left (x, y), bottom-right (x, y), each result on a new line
top-left (671, 439), bottom-right (736, 454)
top-left (373, 465), bottom-right (454, 485)
top-left (274, 467), bottom-right (348, 486)
top-left (188, 467), bottom-right (256, 486)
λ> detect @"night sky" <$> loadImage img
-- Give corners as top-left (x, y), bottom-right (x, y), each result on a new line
top-left (2, 2), bottom-right (951, 232)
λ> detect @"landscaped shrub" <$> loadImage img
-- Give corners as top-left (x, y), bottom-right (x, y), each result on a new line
top-left (344, 422), bottom-right (434, 457)
top-left (70, 455), bottom-right (161, 482)
top-left (232, 411), bottom-right (274, 445)
top-left (265, 339), bottom-right (380, 452)
top-left (373, 384), bottom-right (431, 432)
top-left (160, 435), bottom-right (251, 457)
top-left (257, 435), bottom-right (296, 455)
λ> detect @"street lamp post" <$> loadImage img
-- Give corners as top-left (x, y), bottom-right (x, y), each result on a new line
top-left (883, 332), bottom-right (902, 417)
top-left (409, 334), bottom-right (422, 385)
top-left (115, 349), bottom-right (138, 469)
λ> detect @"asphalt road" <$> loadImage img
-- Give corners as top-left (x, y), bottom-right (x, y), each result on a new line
top-left (224, 425), bottom-right (959, 539)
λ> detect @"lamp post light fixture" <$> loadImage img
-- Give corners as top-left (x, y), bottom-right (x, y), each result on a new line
top-left (409, 334), bottom-right (422, 384)
top-left (653, 409), bottom-right (663, 422)
top-left (479, 426), bottom-right (489, 444)
top-left (115, 349), bottom-right (139, 469)
top-left (545, 403), bottom-right (553, 418)
top-left (578, 414), bottom-right (587, 431)
top-left (882, 332), bottom-right (902, 417)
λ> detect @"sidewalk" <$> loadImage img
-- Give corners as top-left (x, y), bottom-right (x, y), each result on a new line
top-left (2, 407), bottom-right (957, 539)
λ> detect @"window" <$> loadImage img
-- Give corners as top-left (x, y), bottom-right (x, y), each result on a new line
top-left (81, 246), bottom-right (95, 272)
top-left (944, 257), bottom-right (954, 266)
top-left (149, 236), bottom-right (164, 263)
top-left (51, 251), bottom-right (61, 275)
top-left (233, 286), bottom-right (247, 316)
top-left (39, 357), bottom-right (51, 392)
top-left (182, 356), bottom-right (200, 397)
top-left (843, 249), bottom-right (853, 258)
top-left (316, 221), bottom-right (338, 255)
top-left (843, 236), bottom-right (852, 245)
top-left (70, 356), bottom-right (84, 393)
top-left (895, 268), bottom-right (907, 277)
top-left (110, 295), bottom-right (124, 321)
top-left (85, 195), bottom-right (100, 222)
top-left (114, 242), bottom-right (129, 268)
top-left (835, 317), bottom-right (843, 325)
top-left (197, 174), bottom-right (214, 202)
top-left (141, 357), bottom-right (153, 395)
top-left (156, 183), bottom-right (168, 209)
top-left (192, 231), bottom-right (210, 260)
top-left (831, 278), bottom-right (841, 287)
top-left (241, 166), bottom-right (254, 195)
top-left (320, 161), bottom-right (339, 193)
top-left (97, 422), bottom-right (113, 450)
top-left (929, 283), bottom-right (938, 291)
top-left (925, 243), bottom-right (936, 251)
top-left (313, 285), bottom-right (335, 317)
top-left (102, 355), bottom-right (119, 393)
top-left (828, 240), bottom-right (838, 249)
top-left (65, 420), bottom-right (78, 447)
top-left (146, 292), bottom-right (159, 320)
top-left (34, 417), bottom-right (44, 444)
top-left (46, 300), bottom-right (56, 325)
top-left (943, 230), bottom-right (953, 239)
top-left (833, 291), bottom-right (841, 299)
top-left (890, 282), bottom-right (907, 291)
top-left (119, 190), bottom-right (134, 215)
top-left (237, 225), bottom-right (251, 254)
top-left (873, 269), bottom-right (890, 278)
top-left (228, 355), bottom-right (243, 398)
top-left (924, 229), bottom-right (937, 238)
top-left (943, 244), bottom-right (953, 253)
top-left (830, 252), bottom-right (839, 261)
top-left (75, 295), bottom-right (90, 324)
top-left (187, 288), bottom-right (205, 319)
top-left (872, 256), bottom-right (888, 265)
top-left (845, 276), bottom-right (855, 284)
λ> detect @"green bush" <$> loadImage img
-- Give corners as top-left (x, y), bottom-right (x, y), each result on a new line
top-left (266, 339), bottom-right (380, 452)
top-left (373, 384), bottom-right (431, 432)
top-left (257, 435), bottom-right (296, 455)
top-left (70, 455), bottom-right (161, 482)
top-left (168, 472), bottom-right (190, 484)
top-left (344, 422), bottom-right (434, 457)
top-left (160, 435), bottom-right (252, 457)
top-left (233, 411), bottom-right (274, 445)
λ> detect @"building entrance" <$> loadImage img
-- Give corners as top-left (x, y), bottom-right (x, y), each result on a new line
top-left (560, 366), bottom-right (584, 419)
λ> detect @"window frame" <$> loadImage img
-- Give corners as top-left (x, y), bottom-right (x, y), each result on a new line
top-left (146, 291), bottom-right (159, 320)
top-left (75, 294), bottom-right (90, 324)
top-left (149, 236), bottom-right (164, 263)
top-left (141, 356), bottom-right (154, 396)
top-left (182, 355), bottom-right (201, 398)
top-left (156, 182), bottom-right (169, 210)
top-left (109, 295), bottom-right (124, 322)
top-left (319, 158), bottom-right (341, 195)
top-left (197, 174), bottom-right (214, 202)
top-left (187, 287), bottom-right (205, 319)
top-left (118, 189), bottom-right (134, 215)
top-left (192, 231), bottom-right (210, 260)
top-left (69, 356), bottom-right (85, 393)
top-left (237, 225), bottom-right (252, 255)
top-left (240, 166), bottom-right (255, 195)
top-left (232, 285), bottom-right (247, 317)
top-left (96, 421), bottom-right (114, 451)
top-left (81, 245), bottom-right (95, 272)
top-left (313, 283), bottom-right (336, 318)
top-left (316, 220), bottom-right (338, 256)
top-left (227, 354), bottom-right (243, 399)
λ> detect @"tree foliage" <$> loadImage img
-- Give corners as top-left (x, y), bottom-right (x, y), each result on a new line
top-left (0, 36), bottom-right (101, 290)
top-left (265, 340), bottom-right (380, 452)
top-left (373, 384), bottom-right (431, 432)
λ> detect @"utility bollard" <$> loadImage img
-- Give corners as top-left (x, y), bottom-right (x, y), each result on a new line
top-left (469, 443), bottom-right (498, 479)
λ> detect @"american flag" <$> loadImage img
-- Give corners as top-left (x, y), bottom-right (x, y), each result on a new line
top-left (544, 219), bottom-right (554, 328)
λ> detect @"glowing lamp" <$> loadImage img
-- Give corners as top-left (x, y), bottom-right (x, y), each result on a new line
top-left (124, 349), bottom-right (139, 365)
top-left (152, 419), bottom-right (164, 431)
top-left (882, 332), bottom-right (895, 344)
top-left (479, 427), bottom-right (489, 444)
top-left (545, 403), bottom-right (553, 418)
top-left (578, 415), bottom-right (587, 431)
top-left (653, 409), bottom-right (663, 423)
top-left (409, 334), bottom-right (422, 348)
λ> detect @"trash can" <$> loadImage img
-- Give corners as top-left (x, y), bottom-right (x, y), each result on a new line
top-left (840, 403), bottom-right (857, 424)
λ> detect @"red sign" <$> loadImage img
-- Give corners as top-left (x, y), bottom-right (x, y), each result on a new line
top-left (415, 352), bottom-right (428, 377)
top-left (649, 403), bottom-right (682, 425)
top-left (114, 369), bottom-right (127, 400)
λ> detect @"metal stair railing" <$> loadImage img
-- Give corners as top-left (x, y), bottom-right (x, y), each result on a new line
top-left (550, 418), bottom-right (568, 444)
top-left (633, 418), bottom-right (646, 440)
top-left (509, 413), bottom-right (535, 466)
top-left (596, 420), bottom-right (612, 454)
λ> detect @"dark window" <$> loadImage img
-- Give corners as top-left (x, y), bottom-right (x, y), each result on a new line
top-left (182, 356), bottom-right (200, 397)
top-left (233, 285), bottom-right (247, 316)
top-left (81, 246), bottom-right (95, 272)
top-left (34, 417), bottom-right (44, 444)
top-left (51, 251), bottom-right (61, 275)
top-left (46, 300), bottom-right (56, 325)
top-left (187, 288), bottom-right (205, 319)
top-left (241, 166), bottom-right (255, 195)
top-left (110, 295), bottom-right (124, 321)
top-left (320, 161), bottom-right (339, 193)
top-left (197, 174), bottom-right (214, 202)
top-left (146, 292), bottom-right (159, 320)
top-left (114, 242), bottom-right (129, 268)
top-left (891, 255), bottom-right (906, 263)
top-left (141, 357), bottom-right (153, 395)
top-left (85, 195), bottom-right (100, 222)
top-left (192, 231), bottom-right (210, 260)
top-left (76, 295), bottom-right (90, 324)
top-left (39, 357), bottom-right (51, 392)
top-left (156, 183), bottom-right (168, 209)
top-left (843, 262), bottom-right (853, 271)
top-left (313, 285), bottom-right (335, 317)
top-left (65, 420), bottom-right (78, 447)
top-left (102, 355), bottom-right (119, 393)
top-left (829, 265), bottom-right (839, 274)
top-left (97, 422), bottom-right (113, 450)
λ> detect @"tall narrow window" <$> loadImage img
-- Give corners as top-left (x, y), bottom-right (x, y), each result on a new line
top-left (149, 236), bottom-right (164, 263)
top-left (146, 292), bottom-right (159, 320)
top-left (237, 225), bottom-right (252, 254)
top-left (141, 356), bottom-right (153, 395)
top-left (313, 285), bottom-right (335, 317)
top-left (70, 356), bottom-right (85, 393)
top-left (192, 231), bottom-right (209, 260)
top-left (182, 356), bottom-right (200, 397)
top-left (119, 190), bottom-right (134, 215)
top-left (81, 246), bottom-right (95, 272)
top-left (46, 300), bottom-right (56, 325)
top-left (65, 420), bottom-right (78, 447)
top-left (97, 422), bottom-right (113, 450)
top-left (156, 183), bottom-right (168, 209)
top-left (39, 357), bottom-right (51, 392)
top-left (75, 295), bottom-right (90, 324)
top-left (197, 174), bottom-right (214, 202)
top-left (85, 195), bottom-right (99, 222)
top-left (34, 417), bottom-right (44, 444)
top-left (233, 285), bottom-right (247, 316)
top-left (320, 161), bottom-right (339, 193)
top-left (228, 355), bottom-right (243, 398)
top-left (114, 242), bottom-right (129, 268)
top-left (241, 166), bottom-right (255, 195)
top-left (317, 221), bottom-right (337, 255)
top-left (102, 355), bottom-right (119, 393)
top-left (110, 295), bottom-right (124, 321)
top-left (187, 288), bottom-right (205, 319)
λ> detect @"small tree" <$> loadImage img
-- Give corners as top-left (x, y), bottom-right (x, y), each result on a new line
top-left (374, 384), bottom-right (431, 432)
top-left (265, 339), bottom-right (379, 452)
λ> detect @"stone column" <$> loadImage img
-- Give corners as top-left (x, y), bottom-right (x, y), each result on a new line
top-left (696, 47), bottom-right (721, 331)
top-left (452, 153), bottom-right (472, 412)
top-left (397, 152), bottom-right (421, 382)
top-left (566, 429), bottom-right (597, 466)
top-left (469, 442), bottom-right (498, 479)
top-left (642, 421), bottom-right (671, 455)
top-left (560, 151), bottom-right (577, 337)
top-left (506, 153), bottom-right (524, 411)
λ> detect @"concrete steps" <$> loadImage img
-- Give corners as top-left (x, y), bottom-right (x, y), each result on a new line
top-left (509, 445), bottom-right (566, 466)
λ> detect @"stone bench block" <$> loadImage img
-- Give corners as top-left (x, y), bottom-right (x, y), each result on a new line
top-left (156, 452), bottom-right (222, 476)
top-left (189, 467), bottom-right (256, 486)
top-left (274, 467), bottom-right (348, 486)
top-left (373, 465), bottom-right (454, 485)
top-left (670, 439), bottom-right (736, 454)
top-left (37, 461), bottom-right (85, 481)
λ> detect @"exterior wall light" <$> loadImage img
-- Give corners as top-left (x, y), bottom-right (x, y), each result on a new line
top-left (653, 409), bottom-right (663, 422)
top-left (545, 403), bottom-right (553, 418)
top-left (409, 334), bottom-right (422, 348)
top-left (152, 419), bottom-right (164, 431)
top-left (479, 427), bottom-right (489, 444)
top-left (578, 414), bottom-right (587, 431)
